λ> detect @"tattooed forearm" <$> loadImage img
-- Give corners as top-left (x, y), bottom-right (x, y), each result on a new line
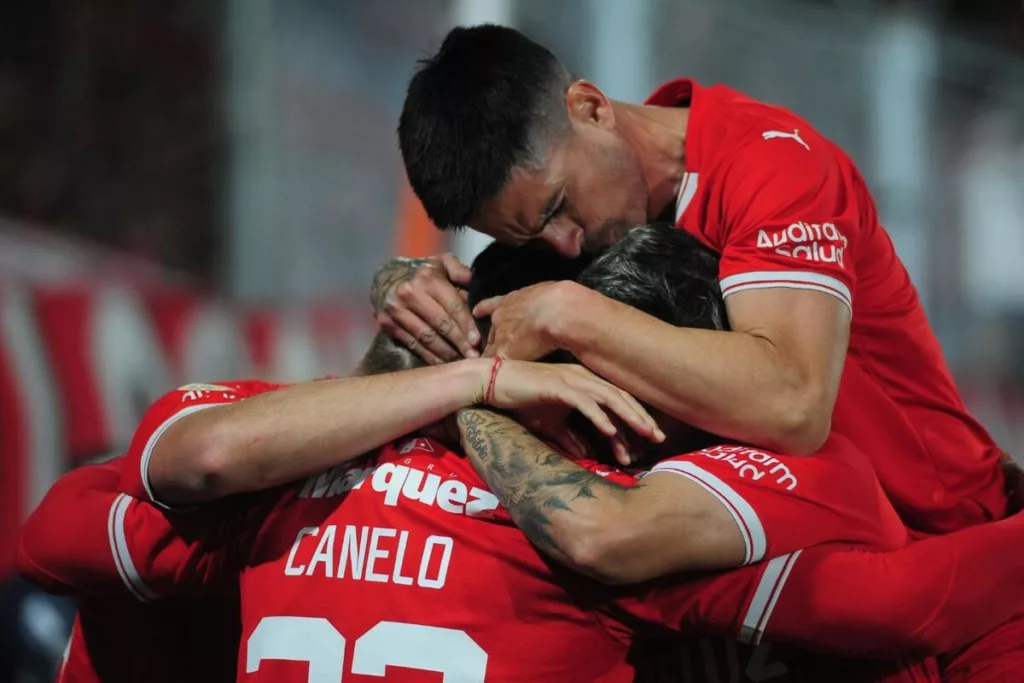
top-left (369, 257), bottom-right (432, 312)
top-left (456, 408), bottom-right (634, 565)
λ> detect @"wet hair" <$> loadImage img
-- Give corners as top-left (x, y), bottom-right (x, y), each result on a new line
top-left (399, 24), bottom-right (575, 229)
top-left (578, 224), bottom-right (727, 332)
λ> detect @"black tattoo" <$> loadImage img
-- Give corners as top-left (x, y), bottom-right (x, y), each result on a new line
top-left (456, 408), bottom-right (635, 563)
top-left (369, 257), bottom-right (432, 312)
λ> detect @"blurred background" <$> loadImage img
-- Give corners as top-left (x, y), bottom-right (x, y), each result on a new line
top-left (1, 0), bottom-right (1022, 678)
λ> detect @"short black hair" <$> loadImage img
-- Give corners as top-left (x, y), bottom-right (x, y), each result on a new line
top-left (399, 24), bottom-right (574, 229)
top-left (468, 242), bottom-right (591, 343)
top-left (578, 224), bottom-right (727, 332)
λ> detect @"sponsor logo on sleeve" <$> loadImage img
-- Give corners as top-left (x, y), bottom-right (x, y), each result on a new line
top-left (177, 383), bottom-right (237, 402)
top-left (756, 221), bottom-right (847, 269)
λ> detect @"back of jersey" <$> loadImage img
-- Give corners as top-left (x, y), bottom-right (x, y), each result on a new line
top-left (237, 436), bottom-right (634, 683)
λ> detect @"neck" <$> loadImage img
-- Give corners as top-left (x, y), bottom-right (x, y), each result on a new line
top-left (612, 100), bottom-right (689, 222)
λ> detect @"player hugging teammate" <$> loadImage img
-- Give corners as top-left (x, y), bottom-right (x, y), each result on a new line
top-left (19, 24), bottom-right (1024, 683)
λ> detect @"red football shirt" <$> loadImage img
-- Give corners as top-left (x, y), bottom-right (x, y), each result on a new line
top-left (646, 78), bottom-right (1006, 533)
top-left (36, 429), bottom-right (1021, 681)
top-left (116, 379), bottom-right (288, 508)
top-left (106, 432), bottom-right (953, 681)
top-left (15, 461), bottom-right (239, 683)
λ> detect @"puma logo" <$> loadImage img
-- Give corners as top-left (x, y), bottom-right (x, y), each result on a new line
top-left (762, 129), bottom-right (810, 151)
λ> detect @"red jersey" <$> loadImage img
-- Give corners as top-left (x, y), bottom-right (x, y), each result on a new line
top-left (32, 381), bottom-right (1014, 682)
top-left (107, 431), bottom-right (945, 681)
top-left (646, 79), bottom-right (1007, 533)
top-left (116, 379), bottom-right (288, 509)
top-left (32, 432), bottom-right (1021, 681)
top-left (15, 461), bottom-right (239, 683)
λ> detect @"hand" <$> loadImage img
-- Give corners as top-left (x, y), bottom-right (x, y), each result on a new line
top-left (370, 254), bottom-right (479, 364)
top-left (482, 360), bottom-right (665, 463)
top-left (473, 281), bottom-right (583, 361)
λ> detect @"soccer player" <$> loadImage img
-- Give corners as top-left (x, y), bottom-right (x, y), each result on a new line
top-left (20, 243), bottom-right (1024, 682)
top-left (23, 418), bottom-right (1024, 683)
top-left (383, 25), bottom-right (1023, 679)
top-left (19, 353), bottom-right (656, 682)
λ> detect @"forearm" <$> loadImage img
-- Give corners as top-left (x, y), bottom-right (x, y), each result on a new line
top-left (17, 471), bottom-right (122, 595)
top-left (455, 408), bottom-right (633, 578)
top-left (766, 514), bottom-right (1024, 658)
top-left (555, 296), bottom-right (830, 454)
top-left (154, 360), bottom-right (490, 504)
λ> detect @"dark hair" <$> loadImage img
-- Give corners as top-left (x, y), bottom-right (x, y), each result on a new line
top-left (579, 224), bottom-right (726, 455)
top-left (399, 25), bottom-right (574, 229)
top-left (578, 224), bottom-right (727, 332)
top-left (468, 242), bottom-right (591, 343)
top-left (357, 243), bottom-right (586, 376)
top-left (356, 330), bottom-right (424, 376)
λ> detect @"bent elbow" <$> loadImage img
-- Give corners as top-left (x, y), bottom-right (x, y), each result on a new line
top-left (560, 520), bottom-right (649, 586)
top-left (773, 389), bottom-right (833, 456)
top-left (154, 421), bottom-right (236, 504)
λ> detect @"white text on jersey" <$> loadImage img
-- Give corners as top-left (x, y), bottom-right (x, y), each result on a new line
top-left (298, 461), bottom-right (501, 517)
top-left (698, 445), bottom-right (798, 490)
top-left (285, 524), bottom-right (453, 589)
top-left (756, 221), bottom-right (848, 269)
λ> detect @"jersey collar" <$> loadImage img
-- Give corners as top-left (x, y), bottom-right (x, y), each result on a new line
top-left (645, 78), bottom-right (696, 107)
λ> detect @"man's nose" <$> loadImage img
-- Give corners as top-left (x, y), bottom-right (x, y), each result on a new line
top-left (541, 222), bottom-right (582, 259)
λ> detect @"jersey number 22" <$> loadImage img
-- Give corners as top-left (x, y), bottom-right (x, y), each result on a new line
top-left (247, 616), bottom-right (488, 681)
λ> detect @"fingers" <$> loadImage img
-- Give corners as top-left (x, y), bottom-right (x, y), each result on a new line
top-left (562, 366), bottom-right (663, 442)
top-left (390, 279), bottom-right (479, 360)
top-left (613, 387), bottom-right (665, 442)
top-left (481, 323), bottom-right (499, 358)
top-left (472, 295), bottom-right (503, 318)
top-left (436, 288), bottom-right (481, 353)
top-left (439, 253), bottom-right (472, 286)
top-left (384, 306), bottom-right (459, 362)
top-left (566, 392), bottom-right (618, 437)
top-left (610, 434), bottom-right (633, 467)
top-left (547, 427), bottom-right (588, 460)
top-left (376, 313), bottom-right (445, 365)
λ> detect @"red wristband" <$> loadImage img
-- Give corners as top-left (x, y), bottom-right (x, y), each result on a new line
top-left (484, 356), bottom-right (503, 405)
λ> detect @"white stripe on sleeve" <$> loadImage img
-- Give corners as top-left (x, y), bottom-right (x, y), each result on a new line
top-left (738, 549), bottom-right (803, 645)
top-left (106, 493), bottom-right (157, 602)
top-left (720, 270), bottom-right (852, 312)
top-left (647, 460), bottom-right (767, 565)
top-left (140, 402), bottom-right (230, 509)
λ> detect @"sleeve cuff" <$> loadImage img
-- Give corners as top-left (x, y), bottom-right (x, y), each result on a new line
top-left (647, 460), bottom-right (767, 565)
top-left (738, 549), bottom-right (804, 645)
top-left (139, 402), bottom-right (230, 509)
top-left (107, 493), bottom-right (157, 602)
top-left (720, 271), bottom-right (852, 313)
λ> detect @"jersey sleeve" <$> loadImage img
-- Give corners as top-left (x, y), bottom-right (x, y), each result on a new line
top-left (118, 379), bottom-right (284, 507)
top-left (17, 462), bottom-right (123, 595)
top-left (641, 442), bottom-right (907, 566)
top-left (617, 512), bottom-right (1024, 659)
top-left (18, 460), bottom-right (265, 601)
top-left (716, 137), bottom-right (861, 312)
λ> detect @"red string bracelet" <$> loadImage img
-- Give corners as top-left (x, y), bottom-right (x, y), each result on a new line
top-left (484, 356), bottom-right (504, 405)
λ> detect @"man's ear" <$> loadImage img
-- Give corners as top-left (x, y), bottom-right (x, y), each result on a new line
top-left (565, 80), bottom-right (615, 129)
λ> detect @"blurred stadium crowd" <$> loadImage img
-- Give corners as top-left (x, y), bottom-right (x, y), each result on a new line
top-left (1, 0), bottom-right (1023, 679)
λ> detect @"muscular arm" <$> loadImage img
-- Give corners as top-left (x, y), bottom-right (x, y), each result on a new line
top-left (455, 408), bottom-right (744, 584)
top-left (151, 358), bottom-right (491, 505)
top-left (552, 284), bottom-right (848, 455)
